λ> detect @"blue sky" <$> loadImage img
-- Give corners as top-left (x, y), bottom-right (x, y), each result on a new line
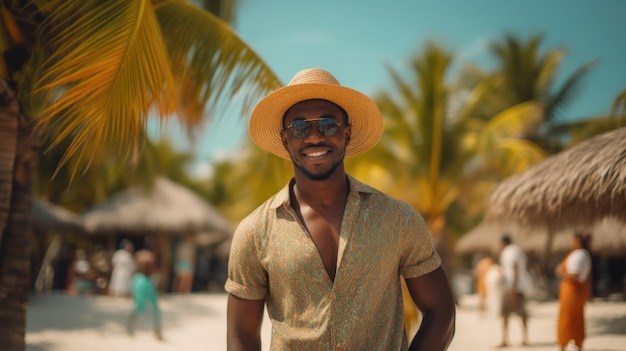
top-left (167, 0), bottom-right (626, 177)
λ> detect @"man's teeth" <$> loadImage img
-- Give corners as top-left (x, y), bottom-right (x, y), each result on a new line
top-left (306, 151), bottom-right (326, 157)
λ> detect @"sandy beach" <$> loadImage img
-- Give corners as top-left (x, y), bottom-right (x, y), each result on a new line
top-left (26, 292), bottom-right (626, 351)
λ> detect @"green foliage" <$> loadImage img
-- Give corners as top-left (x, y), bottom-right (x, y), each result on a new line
top-left (1, 0), bottom-right (280, 184)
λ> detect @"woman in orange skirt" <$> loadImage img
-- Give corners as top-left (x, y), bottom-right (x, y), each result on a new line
top-left (555, 232), bottom-right (592, 351)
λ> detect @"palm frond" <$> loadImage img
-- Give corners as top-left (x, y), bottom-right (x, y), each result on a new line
top-left (610, 87), bottom-right (626, 117)
top-left (155, 0), bottom-right (281, 129)
top-left (195, 0), bottom-right (238, 24)
top-left (545, 59), bottom-right (597, 121)
top-left (496, 138), bottom-right (547, 175)
top-left (482, 100), bottom-right (544, 142)
top-left (534, 50), bottom-right (563, 100)
top-left (34, 0), bottom-right (177, 179)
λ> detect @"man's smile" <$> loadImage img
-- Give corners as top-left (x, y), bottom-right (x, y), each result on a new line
top-left (302, 147), bottom-right (332, 160)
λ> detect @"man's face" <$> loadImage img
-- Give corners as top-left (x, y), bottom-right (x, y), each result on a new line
top-left (281, 99), bottom-right (352, 181)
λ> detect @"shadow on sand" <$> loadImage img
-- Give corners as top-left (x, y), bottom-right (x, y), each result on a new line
top-left (589, 312), bottom-right (626, 336)
top-left (26, 292), bottom-right (222, 333)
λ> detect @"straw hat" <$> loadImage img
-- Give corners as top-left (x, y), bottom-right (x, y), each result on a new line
top-left (248, 68), bottom-right (384, 159)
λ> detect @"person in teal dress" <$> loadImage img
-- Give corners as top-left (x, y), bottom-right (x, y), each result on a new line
top-left (127, 249), bottom-right (163, 340)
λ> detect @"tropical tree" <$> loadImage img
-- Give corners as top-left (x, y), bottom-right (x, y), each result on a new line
top-left (35, 135), bottom-right (198, 212)
top-left (348, 42), bottom-right (547, 334)
top-left (547, 86), bottom-right (626, 149)
top-left (488, 34), bottom-right (596, 153)
top-left (358, 42), bottom-right (544, 248)
top-left (0, 1), bottom-right (281, 349)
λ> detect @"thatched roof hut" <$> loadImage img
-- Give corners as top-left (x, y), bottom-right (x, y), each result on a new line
top-left (455, 217), bottom-right (626, 258)
top-left (33, 199), bottom-right (85, 233)
top-left (80, 177), bottom-right (234, 292)
top-left (81, 177), bottom-right (232, 235)
top-left (487, 126), bottom-right (626, 230)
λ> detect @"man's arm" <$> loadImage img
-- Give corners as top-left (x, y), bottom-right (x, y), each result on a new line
top-left (227, 294), bottom-right (265, 351)
top-left (406, 266), bottom-right (456, 351)
top-left (512, 260), bottom-right (520, 291)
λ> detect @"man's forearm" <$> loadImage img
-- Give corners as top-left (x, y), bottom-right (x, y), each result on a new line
top-left (408, 309), bottom-right (456, 351)
top-left (227, 335), bottom-right (262, 351)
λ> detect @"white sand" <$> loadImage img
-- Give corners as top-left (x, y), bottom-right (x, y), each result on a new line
top-left (26, 292), bottom-right (626, 351)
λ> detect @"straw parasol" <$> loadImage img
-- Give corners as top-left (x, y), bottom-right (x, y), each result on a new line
top-left (455, 217), bottom-right (626, 258)
top-left (33, 198), bottom-right (85, 233)
top-left (81, 177), bottom-right (232, 235)
top-left (487, 126), bottom-right (626, 230)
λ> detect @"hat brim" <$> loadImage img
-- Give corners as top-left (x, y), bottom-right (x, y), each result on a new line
top-left (248, 83), bottom-right (384, 160)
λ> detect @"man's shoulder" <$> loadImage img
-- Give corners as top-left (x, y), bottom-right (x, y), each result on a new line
top-left (503, 244), bottom-right (526, 261)
top-left (348, 175), bottom-right (414, 211)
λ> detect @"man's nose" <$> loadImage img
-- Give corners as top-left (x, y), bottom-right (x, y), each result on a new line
top-left (303, 124), bottom-right (325, 141)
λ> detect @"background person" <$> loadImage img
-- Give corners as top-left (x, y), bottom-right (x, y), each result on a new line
top-left (128, 249), bottom-right (163, 341)
top-left (474, 252), bottom-right (495, 315)
top-left (226, 68), bottom-right (455, 350)
top-left (555, 232), bottom-right (592, 351)
top-left (67, 249), bottom-right (97, 296)
top-left (498, 234), bottom-right (529, 347)
top-left (109, 239), bottom-right (135, 297)
top-left (485, 260), bottom-right (503, 318)
top-left (173, 233), bottom-right (196, 293)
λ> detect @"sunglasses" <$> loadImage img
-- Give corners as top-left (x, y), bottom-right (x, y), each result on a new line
top-left (284, 117), bottom-right (349, 139)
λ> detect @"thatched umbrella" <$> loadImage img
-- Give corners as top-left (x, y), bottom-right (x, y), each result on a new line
top-left (81, 177), bottom-right (233, 292)
top-left (456, 217), bottom-right (626, 258)
top-left (81, 177), bottom-right (232, 235)
top-left (487, 126), bottom-right (626, 229)
top-left (455, 221), bottom-right (550, 257)
top-left (33, 199), bottom-right (85, 233)
top-left (486, 126), bottom-right (626, 265)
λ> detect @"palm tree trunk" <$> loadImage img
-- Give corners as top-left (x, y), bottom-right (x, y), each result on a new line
top-left (0, 79), bottom-right (38, 351)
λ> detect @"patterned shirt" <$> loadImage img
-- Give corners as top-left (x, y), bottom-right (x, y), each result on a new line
top-left (225, 175), bottom-right (441, 350)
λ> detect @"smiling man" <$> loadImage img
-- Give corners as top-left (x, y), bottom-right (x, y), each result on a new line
top-left (225, 68), bottom-right (455, 351)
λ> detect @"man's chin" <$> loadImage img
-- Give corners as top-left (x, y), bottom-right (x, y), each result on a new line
top-left (294, 163), bottom-right (335, 181)
top-left (300, 167), bottom-right (333, 181)
top-left (291, 153), bottom-right (344, 181)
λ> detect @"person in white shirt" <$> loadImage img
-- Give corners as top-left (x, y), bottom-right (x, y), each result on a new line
top-left (498, 235), bottom-right (529, 347)
top-left (109, 239), bottom-right (135, 297)
top-left (555, 232), bottom-right (592, 351)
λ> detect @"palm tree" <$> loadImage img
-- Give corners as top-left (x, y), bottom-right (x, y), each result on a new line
top-left (546, 86), bottom-right (626, 149)
top-left (361, 42), bottom-right (544, 244)
top-left (35, 135), bottom-right (198, 212)
top-left (345, 41), bottom-right (546, 335)
top-left (0, 1), bottom-right (281, 349)
top-left (488, 34), bottom-right (596, 153)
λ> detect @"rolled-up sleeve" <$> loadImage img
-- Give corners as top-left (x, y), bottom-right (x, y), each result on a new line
top-left (225, 217), bottom-right (268, 300)
top-left (400, 208), bottom-right (441, 279)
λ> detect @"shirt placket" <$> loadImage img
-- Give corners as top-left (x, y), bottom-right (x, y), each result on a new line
top-left (329, 188), bottom-right (361, 350)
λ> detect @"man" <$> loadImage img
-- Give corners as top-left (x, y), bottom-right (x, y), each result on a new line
top-left (225, 68), bottom-right (455, 350)
top-left (498, 235), bottom-right (529, 347)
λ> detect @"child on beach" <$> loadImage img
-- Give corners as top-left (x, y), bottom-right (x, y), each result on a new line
top-left (127, 249), bottom-right (163, 340)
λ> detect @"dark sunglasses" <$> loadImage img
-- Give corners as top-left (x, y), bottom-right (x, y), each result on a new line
top-left (284, 117), bottom-right (349, 139)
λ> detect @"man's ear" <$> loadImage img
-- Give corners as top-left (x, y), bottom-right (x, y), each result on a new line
top-left (280, 131), bottom-right (288, 149)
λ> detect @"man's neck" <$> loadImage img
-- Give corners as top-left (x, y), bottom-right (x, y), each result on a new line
top-left (292, 170), bottom-right (350, 208)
